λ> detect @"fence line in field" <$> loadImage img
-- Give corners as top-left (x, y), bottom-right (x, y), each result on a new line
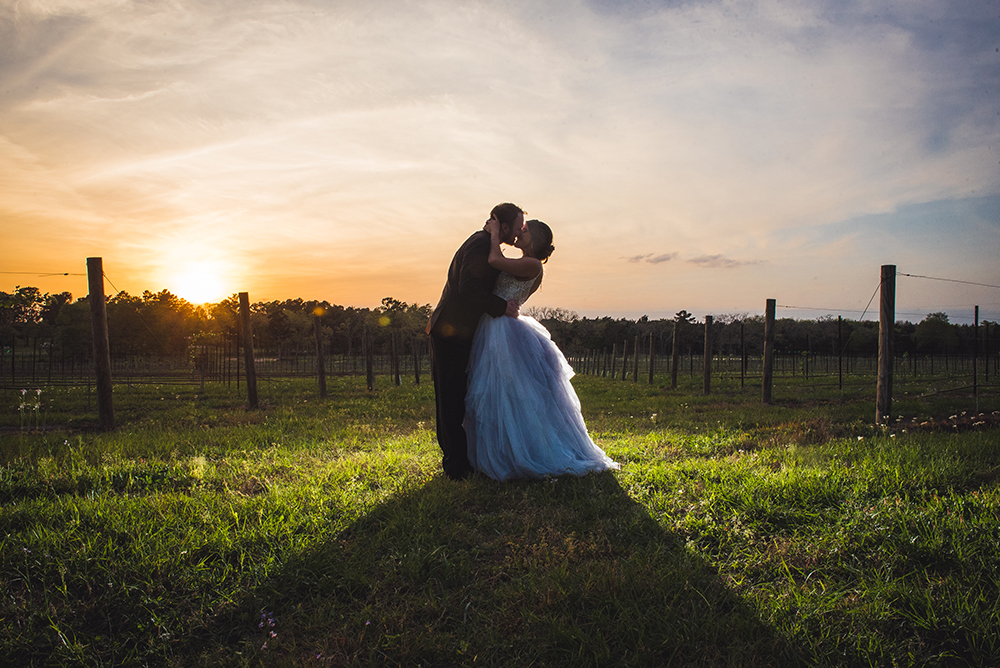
top-left (2, 264), bottom-right (998, 426)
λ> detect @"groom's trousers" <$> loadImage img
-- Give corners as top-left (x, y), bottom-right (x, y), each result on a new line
top-left (428, 332), bottom-right (475, 480)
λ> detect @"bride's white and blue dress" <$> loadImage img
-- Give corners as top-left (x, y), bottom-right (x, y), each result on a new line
top-left (463, 272), bottom-right (620, 481)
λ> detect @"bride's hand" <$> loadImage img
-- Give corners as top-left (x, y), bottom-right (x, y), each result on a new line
top-left (486, 216), bottom-right (501, 236)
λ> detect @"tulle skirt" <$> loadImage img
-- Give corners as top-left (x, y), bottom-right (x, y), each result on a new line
top-left (464, 315), bottom-right (619, 482)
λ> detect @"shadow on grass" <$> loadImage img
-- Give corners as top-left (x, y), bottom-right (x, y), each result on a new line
top-left (200, 472), bottom-right (806, 667)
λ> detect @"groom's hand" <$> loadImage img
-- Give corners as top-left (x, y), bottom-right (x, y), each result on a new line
top-left (504, 299), bottom-right (520, 318)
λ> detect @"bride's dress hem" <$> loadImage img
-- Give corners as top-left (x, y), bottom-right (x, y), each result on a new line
top-left (463, 297), bottom-right (620, 483)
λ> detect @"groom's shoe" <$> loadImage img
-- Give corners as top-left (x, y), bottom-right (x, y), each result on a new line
top-left (445, 465), bottom-right (475, 481)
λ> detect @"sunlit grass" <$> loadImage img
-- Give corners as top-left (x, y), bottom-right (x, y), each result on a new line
top-left (1, 377), bottom-right (998, 666)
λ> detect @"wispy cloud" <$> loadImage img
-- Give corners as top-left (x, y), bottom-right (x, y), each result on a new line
top-left (688, 255), bottom-right (763, 269)
top-left (624, 252), bottom-right (678, 264)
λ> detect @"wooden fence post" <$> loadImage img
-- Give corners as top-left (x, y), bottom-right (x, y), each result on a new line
top-left (985, 321), bottom-right (990, 383)
top-left (671, 321), bottom-right (680, 390)
top-left (632, 335), bottom-right (640, 383)
top-left (838, 316), bottom-right (843, 391)
top-left (762, 299), bottom-right (775, 404)
top-left (610, 343), bottom-right (618, 380)
top-left (365, 330), bottom-right (375, 391)
top-left (648, 332), bottom-right (655, 384)
top-left (413, 336), bottom-right (421, 385)
top-left (86, 257), bottom-right (115, 430)
top-left (620, 340), bottom-right (628, 381)
top-left (392, 332), bottom-right (401, 386)
top-left (238, 292), bottom-right (259, 409)
top-left (740, 321), bottom-right (746, 390)
top-left (703, 315), bottom-right (713, 395)
top-left (974, 305), bottom-right (979, 403)
top-left (313, 310), bottom-right (327, 399)
top-left (876, 265), bottom-right (895, 425)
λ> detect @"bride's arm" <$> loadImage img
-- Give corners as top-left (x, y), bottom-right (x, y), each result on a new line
top-left (487, 217), bottom-right (542, 279)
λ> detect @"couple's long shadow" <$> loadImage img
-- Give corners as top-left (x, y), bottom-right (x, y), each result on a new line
top-left (207, 472), bottom-right (806, 666)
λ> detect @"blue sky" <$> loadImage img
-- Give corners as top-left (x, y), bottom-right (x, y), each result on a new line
top-left (1, 0), bottom-right (998, 323)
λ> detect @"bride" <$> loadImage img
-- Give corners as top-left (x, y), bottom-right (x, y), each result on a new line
top-left (463, 215), bottom-right (620, 481)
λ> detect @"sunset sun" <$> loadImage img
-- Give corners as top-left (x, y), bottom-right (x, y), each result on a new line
top-left (169, 261), bottom-right (230, 304)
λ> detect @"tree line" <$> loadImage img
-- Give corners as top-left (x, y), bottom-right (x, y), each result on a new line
top-left (0, 286), bottom-right (993, 366)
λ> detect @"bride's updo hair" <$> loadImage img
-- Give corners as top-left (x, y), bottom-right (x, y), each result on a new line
top-left (526, 219), bottom-right (555, 263)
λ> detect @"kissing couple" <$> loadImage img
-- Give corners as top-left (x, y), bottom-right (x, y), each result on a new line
top-left (426, 203), bottom-right (619, 482)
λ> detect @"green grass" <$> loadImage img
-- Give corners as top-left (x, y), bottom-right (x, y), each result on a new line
top-left (1, 376), bottom-right (999, 666)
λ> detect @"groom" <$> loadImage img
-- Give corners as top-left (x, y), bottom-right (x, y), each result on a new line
top-left (426, 203), bottom-right (525, 480)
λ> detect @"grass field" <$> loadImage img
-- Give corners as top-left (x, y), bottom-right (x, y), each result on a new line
top-left (2, 375), bottom-right (999, 666)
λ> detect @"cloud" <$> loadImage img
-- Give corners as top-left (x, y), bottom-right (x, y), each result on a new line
top-left (688, 255), bottom-right (762, 269)
top-left (624, 252), bottom-right (678, 264)
top-left (646, 253), bottom-right (677, 264)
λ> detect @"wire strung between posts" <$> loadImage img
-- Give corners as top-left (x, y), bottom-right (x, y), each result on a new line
top-left (102, 272), bottom-right (174, 356)
top-left (898, 272), bottom-right (1000, 290)
top-left (777, 304), bottom-right (931, 319)
top-left (777, 304), bottom-right (870, 314)
top-left (0, 271), bottom-right (86, 277)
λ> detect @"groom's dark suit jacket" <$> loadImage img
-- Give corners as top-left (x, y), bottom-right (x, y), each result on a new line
top-left (426, 230), bottom-right (508, 341)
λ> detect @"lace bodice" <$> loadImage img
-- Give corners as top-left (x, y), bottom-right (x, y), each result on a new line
top-left (494, 272), bottom-right (538, 306)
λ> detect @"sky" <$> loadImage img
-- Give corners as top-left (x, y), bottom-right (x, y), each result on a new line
top-left (1, 0), bottom-right (998, 324)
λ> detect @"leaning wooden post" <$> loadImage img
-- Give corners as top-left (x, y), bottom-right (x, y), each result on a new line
top-left (86, 257), bottom-right (115, 430)
top-left (647, 332), bottom-right (655, 385)
top-left (671, 321), bottom-right (680, 389)
top-left (610, 343), bottom-right (618, 379)
top-left (313, 309), bottom-right (327, 399)
top-left (238, 292), bottom-right (259, 409)
top-left (703, 315), bottom-right (713, 395)
top-left (876, 265), bottom-right (895, 425)
top-left (762, 299), bottom-right (775, 404)
top-left (620, 339), bottom-right (628, 380)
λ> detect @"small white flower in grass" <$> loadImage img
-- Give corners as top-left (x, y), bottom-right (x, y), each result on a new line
top-left (857, 436), bottom-right (863, 441)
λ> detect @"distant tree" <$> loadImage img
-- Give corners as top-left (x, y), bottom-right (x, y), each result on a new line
top-left (524, 306), bottom-right (579, 323)
top-left (674, 310), bottom-right (696, 325)
top-left (915, 312), bottom-right (957, 354)
top-left (0, 286), bottom-right (47, 336)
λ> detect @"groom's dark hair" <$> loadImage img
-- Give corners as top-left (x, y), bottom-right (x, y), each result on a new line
top-left (490, 202), bottom-right (523, 228)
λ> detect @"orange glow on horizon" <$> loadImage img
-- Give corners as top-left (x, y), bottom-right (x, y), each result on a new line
top-left (164, 260), bottom-right (232, 305)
